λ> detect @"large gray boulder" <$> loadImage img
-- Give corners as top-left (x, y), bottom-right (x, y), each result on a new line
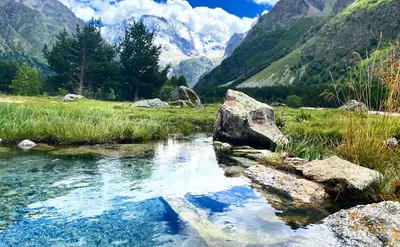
top-left (213, 89), bottom-right (287, 149)
top-left (324, 201), bottom-right (400, 247)
top-left (169, 86), bottom-right (203, 108)
top-left (132, 99), bottom-right (169, 109)
top-left (292, 156), bottom-right (382, 192)
top-left (339, 100), bottom-right (367, 112)
top-left (63, 94), bottom-right (84, 102)
top-left (245, 165), bottom-right (327, 204)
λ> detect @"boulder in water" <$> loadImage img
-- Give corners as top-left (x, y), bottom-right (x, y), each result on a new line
top-left (63, 94), bottom-right (84, 102)
top-left (213, 89), bottom-right (287, 149)
top-left (132, 99), bottom-right (169, 109)
top-left (17, 140), bottom-right (36, 150)
top-left (324, 201), bottom-right (400, 247)
top-left (169, 86), bottom-right (203, 108)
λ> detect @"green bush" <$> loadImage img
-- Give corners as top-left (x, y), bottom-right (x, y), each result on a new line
top-left (286, 95), bottom-right (302, 108)
top-left (10, 64), bottom-right (42, 96)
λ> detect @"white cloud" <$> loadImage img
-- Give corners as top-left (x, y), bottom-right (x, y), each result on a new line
top-left (57, 0), bottom-right (257, 43)
top-left (252, 0), bottom-right (279, 5)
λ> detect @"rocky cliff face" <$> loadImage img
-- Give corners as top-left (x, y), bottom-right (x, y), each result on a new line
top-left (245, 0), bottom-right (338, 41)
top-left (223, 33), bottom-right (246, 58)
top-left (302, 0), bottom-right (400, 63)
top-left (0, 0), bottom-right (83, 59)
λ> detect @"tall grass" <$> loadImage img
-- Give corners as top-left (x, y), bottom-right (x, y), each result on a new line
top-left (329, 44), bottom-right (400, 197)
top-left (0, 98), bottom-right (219, 144)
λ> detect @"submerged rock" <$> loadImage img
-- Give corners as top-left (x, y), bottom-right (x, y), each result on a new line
top-left (339, 100), bottom-right (367, 112)
top-left (32, 144), bottom-right (56, 151)
top-left (213, 141), bottom-right (232, 152)
top-left (50, 144), bottom-right (155, 158)
top-left (17, 140), bottom-right (36, 150)
top-left (132, 98), bottom-right (169, 109)
top-left (63, 94), bottom-right (84, 102)
top-left (213, 90), bottom-right (287, 150)
top-left (245, 165), bottom-right (327, 205)
top-left (297, 156), bottom-right (382, 192)
top-left (169, 86), bottom-right (203, 108)
top-left (324, 201), bottom-right (400, 247)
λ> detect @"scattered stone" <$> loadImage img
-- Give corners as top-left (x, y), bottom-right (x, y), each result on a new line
top-left (213, 141), bottom-right (232, 152)
top-left (213, 90), bottom-right (288, 150)
top-left (169, 86), bottom-right (203, 108)
top-left (17, 140), bottom-right (36, 150)
top-left (245, 165), bottom-right (327, 204)
top-left (271, 102), bottom-right (286, 107)
top-left (339, 100), bottom-right (367, 112)
top-left (297, 156), bottom-right (382, 191)
top-left (384, 137), bottom-right (399, 149)
top-left (324, 201), bottom-right (400, 247)
top-left (132, 98), bottom-right (169, 109)
top-left (63, 94), bottom-right (84, 102)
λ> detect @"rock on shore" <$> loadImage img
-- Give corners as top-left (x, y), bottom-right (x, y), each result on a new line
top-left (213, 90), bottom-right (287, 149)
top-left (324, 201), bottom-right (400, 247)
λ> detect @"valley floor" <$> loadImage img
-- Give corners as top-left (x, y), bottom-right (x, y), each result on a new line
top-left (0, 95), bottom-right (399, 199)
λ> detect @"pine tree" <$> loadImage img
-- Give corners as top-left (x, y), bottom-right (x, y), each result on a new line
top-left (119, 20), bottom-right (164, 100)
top-left (0, 61), bottom-right (19, 93)
top-left (44, 19), bottom-right (119, 96)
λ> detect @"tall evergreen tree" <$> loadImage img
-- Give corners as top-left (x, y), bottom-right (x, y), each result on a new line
top-left (44, 19), bottom-right (119, 96)
top-left (119, 21), bottom-right (165, 100)
top-left (0, 61), bottom-right (19, 93)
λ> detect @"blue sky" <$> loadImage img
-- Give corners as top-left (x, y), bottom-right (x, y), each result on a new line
top-left (155, 0), bottom-right (273, 18)
top-left (59, 0), bottom-right (277, 43)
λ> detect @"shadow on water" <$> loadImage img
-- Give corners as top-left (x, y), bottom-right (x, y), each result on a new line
top-left (0, 136), bottom-right (339, 246)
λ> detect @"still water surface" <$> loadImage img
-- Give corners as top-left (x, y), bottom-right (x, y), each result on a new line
top-left (0, 136), bottom-right (337, 246)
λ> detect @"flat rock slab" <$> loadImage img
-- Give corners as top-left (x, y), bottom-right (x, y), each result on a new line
top-left (297, 156), bottom-right (382, 191)
top-left (245, 165), bottom-right (327, 204)
top-left (324, 201), bottom-right (400, 247)
top-left (232, 148), bottom-right (277, 160)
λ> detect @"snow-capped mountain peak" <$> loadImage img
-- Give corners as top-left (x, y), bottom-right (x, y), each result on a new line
top-left (101, 15), bottom-right (226, 66)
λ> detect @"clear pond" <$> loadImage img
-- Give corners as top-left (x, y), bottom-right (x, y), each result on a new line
top-left (0, 136), bottom-right (338, 246)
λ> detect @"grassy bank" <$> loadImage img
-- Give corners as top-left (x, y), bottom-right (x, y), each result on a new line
top-left (0, 95), bottom-right (219, 144)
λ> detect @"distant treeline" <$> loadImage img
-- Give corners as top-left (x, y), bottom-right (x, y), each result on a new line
top-left (197, 82), bottom-right (388, 109)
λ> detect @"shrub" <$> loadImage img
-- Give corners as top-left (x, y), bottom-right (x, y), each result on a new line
top-left (295, 110), bottom-right (313, 122)
top-left (286, 95), bottom-right (302, 108)
top-left (10, 64), bottom-right (42, 96)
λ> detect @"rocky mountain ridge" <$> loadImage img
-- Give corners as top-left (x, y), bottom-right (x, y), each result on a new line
top-left (196, 0), bottom-right (400, 90)
top-left (0, 0), bottom-right (83, 60)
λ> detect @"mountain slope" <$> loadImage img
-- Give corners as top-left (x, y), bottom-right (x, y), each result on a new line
top-left (238, 0), bottom-right (400, 88)
top-left (0, 0), bottom-right (83, 60)
top-left (195, 17), bottom-right (323, 89)
top-left (171, 56), bottom-right (216, 88)
top-left (195, 0), bottom-right (351, 90)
